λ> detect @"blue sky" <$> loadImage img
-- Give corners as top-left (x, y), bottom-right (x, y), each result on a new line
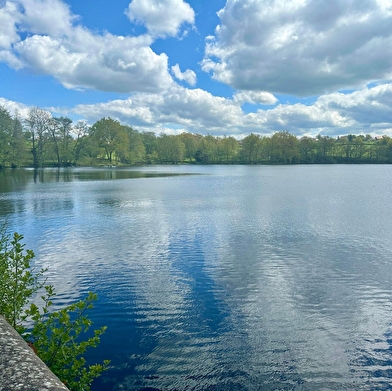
top-left (1, 0), bottom-right (392, 137)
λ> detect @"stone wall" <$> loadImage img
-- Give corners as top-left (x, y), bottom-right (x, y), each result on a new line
top-left (0, 315), bottom-right (69, 391)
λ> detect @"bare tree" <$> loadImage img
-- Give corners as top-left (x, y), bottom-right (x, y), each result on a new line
top-left (25, 107), bottom-right (52, 168)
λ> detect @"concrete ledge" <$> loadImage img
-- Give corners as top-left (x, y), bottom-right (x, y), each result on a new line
top-left (0, 315), bottom-right (69, 391)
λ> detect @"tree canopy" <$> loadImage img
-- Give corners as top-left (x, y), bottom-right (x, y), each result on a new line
top-left (1, 105), bottom-right (392, 167)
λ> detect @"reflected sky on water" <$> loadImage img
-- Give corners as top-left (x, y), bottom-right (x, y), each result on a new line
top-left (1, 165), bottom-right (392, 390)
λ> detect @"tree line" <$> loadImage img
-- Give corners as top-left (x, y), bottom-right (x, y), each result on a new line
top-left (1, 105), bottom-right (392, 168)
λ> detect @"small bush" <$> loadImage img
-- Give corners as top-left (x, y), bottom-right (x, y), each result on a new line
top-left (0, 227), bottom-right (109, 391)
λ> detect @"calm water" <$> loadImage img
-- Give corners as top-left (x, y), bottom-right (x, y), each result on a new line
top-left (1, 165), bottom-right (392, 390)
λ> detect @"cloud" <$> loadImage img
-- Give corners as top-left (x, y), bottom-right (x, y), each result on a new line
top-left (3, 82), bottom-right (392, 137)
top-left (317, 83), bottom-right (392, 127)
top-left (73, 84), bottom-right (243, 132)
top-left (0, 1), bottom-right (21, 49)
top-left (14, 31), bottom-right (172, 93)
top-left (233, 91), bottom-right (278, 105)
top-left (0, 0), bottom-right (173, 93)
top-left (2, 0), bottom-right (392, 138)
top-left (125, 0), bottom-right (195, 37)
top-left (0, 97), bottom-right (30, 117)
top-left (202, 0), bottom-right (392, 96)
top-left (171, 64), bottom-right (196, 86)
top-left (71, 83), bottom-right (392, 137)
top-left (0, 1), bottom-right (23, 67)
top-left (19, 0), bottom-right (77, 37)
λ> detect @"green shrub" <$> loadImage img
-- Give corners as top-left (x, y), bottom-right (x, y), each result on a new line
top-left (0, 227), bottom-right (109, 391)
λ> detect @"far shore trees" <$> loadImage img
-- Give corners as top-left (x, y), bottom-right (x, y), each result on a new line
top-left (1, 105), bottom-right (392, 167)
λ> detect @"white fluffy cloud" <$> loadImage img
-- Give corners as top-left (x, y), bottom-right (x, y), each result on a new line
top-left (316, 83), bottom-right (392, 129)
top-left (0, 97), bottom-right (30, 117)
top-left (0, 1), bottom-right (23, 67)
top-left (171, 64), bottom-right (197, 86)
top-left (70, 83), bottom-right (392, 137)
top-left (203, 0), bottom-right (392, 96)
top-left (126, 0), bottom-right (195, 37)
top-left (233, 91), bottom-right (278, 105)
top-left (0, 1), bottom-right (20, 49)
top-left (1, 0), bottom-right (392, 138)
top-left (19, 0), bottom-right (77, 37)
top-left (73, 84), bottom-right (243, 132)
top-left (0, 0), bottom-right (173, 93)
top-left (14, 31), bottom-right (172, 92)
top-left (2, 82), bottom-right (391, 137)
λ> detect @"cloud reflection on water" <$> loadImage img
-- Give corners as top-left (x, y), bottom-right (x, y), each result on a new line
top-left (2, 166), bottom-right (392, 390)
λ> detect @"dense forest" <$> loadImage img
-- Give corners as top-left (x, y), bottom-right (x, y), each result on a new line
top-left (1, 105), bottom-right (392, 168)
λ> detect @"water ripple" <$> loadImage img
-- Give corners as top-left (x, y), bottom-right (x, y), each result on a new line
top-left (3, 166), bottom-right (392, 390)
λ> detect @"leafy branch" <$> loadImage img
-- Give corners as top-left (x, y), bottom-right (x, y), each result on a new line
top-left (0, 227), bottom-right (109, 391)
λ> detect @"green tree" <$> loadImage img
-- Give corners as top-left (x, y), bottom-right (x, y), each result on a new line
top-left (72, 120), bottom-right (90, 164)
top-left (51, 116), bottom-right (73, 166)
top-left (47, 118), bottom-right (62, 166)
top-left (315, 134), bottom-right (335, 163)
top-left (179, 132), bottom-right (201, 162)
top-left (9, 110), bottom-right (27, 167)
top-left (219, 136), bottom-right (239, 163)
top-left (124, 126), bottom-right (146, 164)
top-left (240, 133), bottom-right (263, 163)
top-left (376, 136), bottom-right (392, 163)
top-left (299, 136), bottom-right (317, 163)
top-left (141, 131), bottom-right (158, 163)
top-left (195, 135), bottom-right (217, 163)
top-left (269, 131), bottom-right (299, 164)
top-left (90, 117), bottom-right (129, 163)
top-left (157, 134), bottom-right (185, 163)
top-left (0, 106), bottom-right (13, 168)
top-left (383, 137), bottom-right (392, 163)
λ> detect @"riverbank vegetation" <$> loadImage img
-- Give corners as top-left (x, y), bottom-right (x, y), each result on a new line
top-left (1, 105), bottom-right (392, 168)
top-left (0, 227), bottom-right (109, 390)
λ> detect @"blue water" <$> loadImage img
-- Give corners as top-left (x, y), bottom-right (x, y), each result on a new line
top-left (1, 165), bottom-right (392, 390)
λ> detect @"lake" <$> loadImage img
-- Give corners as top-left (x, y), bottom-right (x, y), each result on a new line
top-left (1, 165), bottom-right (392, 390)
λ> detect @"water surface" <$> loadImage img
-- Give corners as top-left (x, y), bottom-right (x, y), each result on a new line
top-left (1, 165), bottom-right (392, 390)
